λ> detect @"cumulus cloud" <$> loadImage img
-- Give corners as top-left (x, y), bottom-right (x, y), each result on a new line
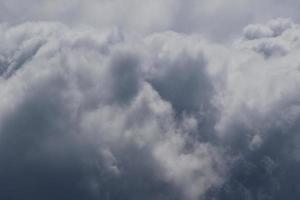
top-left (211, 18), bottom-right (300, 200)
top-left (1, 3), bottom-right (300, 199)
top-left (0, 22), bottom-right (227, 200)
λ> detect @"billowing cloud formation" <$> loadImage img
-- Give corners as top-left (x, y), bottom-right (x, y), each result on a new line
top-left (1, 16), bottom-right (300, 200)
top-left (212, 18), bottom-right (300, 200)
top-left (0, 22), bottom-right (225, 200)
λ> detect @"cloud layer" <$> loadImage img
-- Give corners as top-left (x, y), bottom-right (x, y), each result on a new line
top-left (2, 0), bottom-right (300, 40)
top-left (1, 5), bottom-right (300, 200)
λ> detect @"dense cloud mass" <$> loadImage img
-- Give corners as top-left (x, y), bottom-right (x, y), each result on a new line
top-left (1, 1), bottom-right (300, 200)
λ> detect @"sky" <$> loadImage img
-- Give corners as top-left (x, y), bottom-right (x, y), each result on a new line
top-left (0, 1), bottom-right (300, 200)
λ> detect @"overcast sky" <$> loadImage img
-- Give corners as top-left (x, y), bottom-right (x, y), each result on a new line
top-left (1, 1), bottom-right (300, 200)
top-left (2, 0), bottom-right (300, 40)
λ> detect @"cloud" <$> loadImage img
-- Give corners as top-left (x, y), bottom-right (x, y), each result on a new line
top-left (211, 18), bottom-right (300, 200)
top-left (1, 17), bottom-right (300, 200)
top-left (0, 22), bottom-right (226, 200)
top-left (3, 0), bottom-right (300, 40)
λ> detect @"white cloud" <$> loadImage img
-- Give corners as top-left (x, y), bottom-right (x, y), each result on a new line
top-left (215, 18), bottom-right (300, 136)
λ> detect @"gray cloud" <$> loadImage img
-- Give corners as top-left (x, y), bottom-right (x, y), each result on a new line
top-left (1, 6), bottom-right (300, 200)
top-left (3, 0), bottom-right (300, 41)
top-left (0, 22), bottom-right (226, 200)
top-left (211, 18), bottom-right (300, 200)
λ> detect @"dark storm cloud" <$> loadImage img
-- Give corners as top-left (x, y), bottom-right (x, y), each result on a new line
top-left (1, 2), bottom-right (300, 199)
top-left (144, 33), bottom-right (213, 114)
top-left (0, 22), bottom-right (225, 200)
